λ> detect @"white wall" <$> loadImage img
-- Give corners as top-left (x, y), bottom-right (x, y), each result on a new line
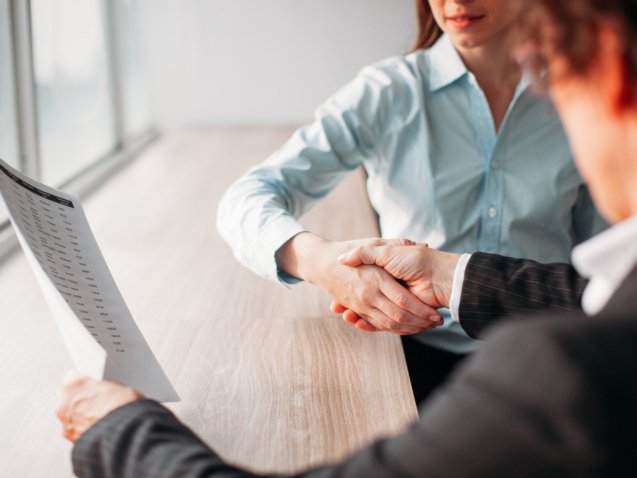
top-left (138, 0), bottom-right (417, 130)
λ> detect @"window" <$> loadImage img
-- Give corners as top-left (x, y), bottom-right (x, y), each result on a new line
top-left (0, 0), bottom-right (19, 169)
top-left (116, 0), bottom-right (151, 137)
top-left (0, 0), bottom-right (18, 225)
top-left (1, 0), bottom-right (154, 256)
top-left (31, 0), bottom-right (116, 185)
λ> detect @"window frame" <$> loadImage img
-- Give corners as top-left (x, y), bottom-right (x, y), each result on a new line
top-left (0, 0), bottom-right (157, 260)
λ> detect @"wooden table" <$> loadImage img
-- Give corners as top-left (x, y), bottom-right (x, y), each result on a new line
top-left (0, 128), bottom-right (417, 476)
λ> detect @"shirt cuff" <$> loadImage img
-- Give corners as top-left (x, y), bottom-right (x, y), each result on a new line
top-left (449, 253), bottom-right (472, 323)
top-left (253, 215), bottom-right (307, 286)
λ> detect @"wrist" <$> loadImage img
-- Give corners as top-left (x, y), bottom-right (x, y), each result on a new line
top-left (276, 232), bottom-right (331, 284)
top-left (431, 251), bottom-right (460, 308)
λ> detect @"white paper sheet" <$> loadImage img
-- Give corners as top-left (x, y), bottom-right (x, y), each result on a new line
top-left (0, 158), bottom-right (179, 402)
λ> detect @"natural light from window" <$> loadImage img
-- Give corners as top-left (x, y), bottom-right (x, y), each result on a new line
top-left (31, 0), bottom-right (116, 185)
top-left (0, 0), bottom-right (19, 170)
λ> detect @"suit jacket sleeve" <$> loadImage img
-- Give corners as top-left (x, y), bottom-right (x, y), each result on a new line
top-left (71, 318), bottom-right (621, 478)
top-left (458, 252), bottom-right (588, 338)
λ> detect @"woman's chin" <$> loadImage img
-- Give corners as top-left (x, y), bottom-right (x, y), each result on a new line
top-left (448, 33), bottom-right (484, 49)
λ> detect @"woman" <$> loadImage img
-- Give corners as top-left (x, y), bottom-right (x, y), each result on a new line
top-left (217, 0), bottom-right (605, 402)
top-left (60, 1), bottom-right (637, 475)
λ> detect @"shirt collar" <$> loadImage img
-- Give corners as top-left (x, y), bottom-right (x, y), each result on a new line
top-left (427, 34), bottom-right (468, 92)
top-left (572, 213), bottom-right (637, 315)
top-left (426, 34), bottom-right (532, 94)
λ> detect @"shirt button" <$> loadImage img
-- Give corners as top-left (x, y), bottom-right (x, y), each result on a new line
top-left (488, 207), bottom-right (497, 218)
top-left (491, 160), bottom-right (500, 169)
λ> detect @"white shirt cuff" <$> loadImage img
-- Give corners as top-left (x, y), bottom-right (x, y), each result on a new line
top-left (449, 253), bottom-right (472, 323)
top-left (227, 213), bottom-right (307, 286)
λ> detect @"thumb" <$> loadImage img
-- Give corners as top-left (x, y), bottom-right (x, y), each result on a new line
top-left (62, 370), bottom-right (85, 386)
top-left (338, 245), bottom-right (382, 267)
top-left (390, 238), bottom-right (416, 246)
top-left (371, 238), bottom-right (415, 247)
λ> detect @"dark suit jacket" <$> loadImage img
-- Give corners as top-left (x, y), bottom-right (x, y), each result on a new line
top-left (458, 252), bottom-right (589, 338)
top-left (71, 265), bottom-right (637, 478)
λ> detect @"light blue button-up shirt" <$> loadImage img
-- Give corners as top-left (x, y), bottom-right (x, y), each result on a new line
top-left (217, 35), bottom-right (606, 354)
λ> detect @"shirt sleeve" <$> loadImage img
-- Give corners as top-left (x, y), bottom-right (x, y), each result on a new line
top-left (449, 253), bottom-right (472, 322)
top-left (216, 60), bottom-right (408, 284)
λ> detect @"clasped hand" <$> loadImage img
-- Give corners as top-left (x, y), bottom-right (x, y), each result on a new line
top-left (279, 233), bottom-right (450, 335)
top-left (328, 240), bottom-right (460, 334)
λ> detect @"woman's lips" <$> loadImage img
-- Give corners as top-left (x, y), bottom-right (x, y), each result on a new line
top-left (447, 14), bottom-right (486, 29)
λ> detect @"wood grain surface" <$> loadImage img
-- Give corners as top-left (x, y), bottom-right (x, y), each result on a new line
top-left (0, 128), bottom-right (417, 477)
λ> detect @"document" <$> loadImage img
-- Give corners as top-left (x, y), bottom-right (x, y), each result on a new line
top-left (0, 158), bottom-right (179, 402)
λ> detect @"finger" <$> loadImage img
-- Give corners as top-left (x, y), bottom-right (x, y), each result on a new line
top-left (63, 427), bottom-right (74, 442)
top-left (57, 370), bottom-right (83, 422)
top-left (380, 238), bottom-right (416, 247)
top-left (343, 315), bottom-right (357, 325)
top-left (344, 310), bottom-right (383, 334)
top-left (57, 403), bottom-right (75, 441)
top-left (342, 309), bottom-right (360, 324)
top-left (55, 399), bottom-right (70, 421)
top-left (354, 319), bottom-right (379, 332)
top-left (330, 300), bottom-right (348, 314)
top-left (63, 426), bottom-right (80, 443)
top-left (396, 238), bottom-right (416, 246)
top-left (351, 307), bottom-right (383, 330)
top-left (380, 279), bottom-right (441, 324)
top-left (338, 245), bottom-right (387, 267)
top-left (343, 310), bottom-right (381, 332)
top-left (365, 304), bottom-right (424, 335)
top-left (334, 270), bottom-right (429, 332)
top-left (62, 370), bottom-right (84, 387)
top-left (374, 296), bottom-right (434, 333)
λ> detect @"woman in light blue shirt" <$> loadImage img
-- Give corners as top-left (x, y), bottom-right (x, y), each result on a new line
top-left (217, 0), bottom-right (605, 402)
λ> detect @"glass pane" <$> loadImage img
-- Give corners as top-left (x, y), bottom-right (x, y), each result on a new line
top-left (118, 0), bottom-right (151, 137)
top-left (31, 0), bottom-right (116, 185)
top-left (0, 0), bottom-right (19, 169)
top-left (0, 0), bottom-right (19, 225)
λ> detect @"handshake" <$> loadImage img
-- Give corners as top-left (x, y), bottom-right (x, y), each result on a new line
top-left (313, 237), bottom-right (462, 336)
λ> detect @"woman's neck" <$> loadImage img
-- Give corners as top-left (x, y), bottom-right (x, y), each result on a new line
top-left (455, 30), bottom-right (522, 131)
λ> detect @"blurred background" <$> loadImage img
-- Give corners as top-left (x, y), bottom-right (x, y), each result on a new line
top-left (0, 0), bottom-right (416, 253)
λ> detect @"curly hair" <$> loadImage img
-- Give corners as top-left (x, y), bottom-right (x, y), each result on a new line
top-left (525, 1), bottom-right (637, 86)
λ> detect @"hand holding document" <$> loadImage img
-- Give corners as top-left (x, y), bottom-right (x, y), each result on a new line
top-left (0, 158), bottom-right (179, 402)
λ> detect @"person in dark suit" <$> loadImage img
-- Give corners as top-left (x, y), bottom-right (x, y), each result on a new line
top-left (333, 248), bottom-right (590, 401)
top-left (336, 249), bottom-right (588, 339)
top-left (56, 0), bottom-right (637, 476)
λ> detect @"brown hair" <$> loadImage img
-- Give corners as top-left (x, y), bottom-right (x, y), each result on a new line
top-left (413, 0), bottom-right (443, 51)
top-left (525, 1), bottom-right (637, 86)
